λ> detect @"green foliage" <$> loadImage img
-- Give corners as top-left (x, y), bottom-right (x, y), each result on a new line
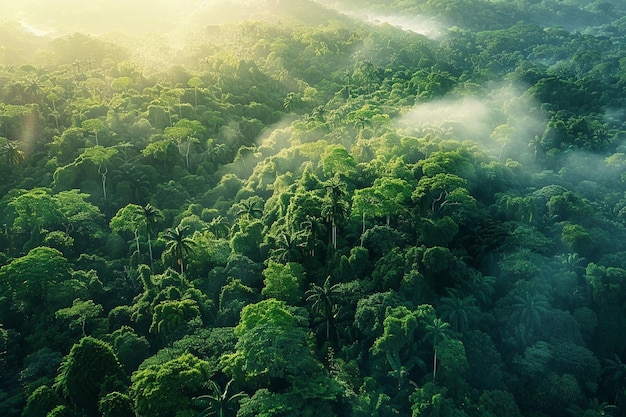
top-left (55, 298), bottom-right (103, 336)
top-left (54, 336), bottom-right (125, 416)
top-left (98, 392), bottom-right (135, 417)
top-left (2, 2), bottom-right (626, 416)
top-left (109, 326), bottom-right (151, 374)
top-left (0, 246), bottom-right (71, 320)
top-left (131, 353), bottom-right (212, 417)
top-left (21, 385), bottom-right (62, 417)
top-left (194, 379), bottom-right (246, 417)
top-left (262, 260), bottom-right (303, 304)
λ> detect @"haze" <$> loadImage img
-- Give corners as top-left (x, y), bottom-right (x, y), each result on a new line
top-left (1, 0), bottom-right (292, 37)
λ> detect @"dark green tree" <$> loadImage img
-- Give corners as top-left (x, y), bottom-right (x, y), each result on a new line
top-left (306, 276), bottom-right (342, 340)
top-left (54, 337), bottom-right (125, 416)
top-left (163, 225), bottom-right (196, 275)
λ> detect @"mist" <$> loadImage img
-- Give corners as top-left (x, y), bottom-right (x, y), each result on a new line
top-left (2, 0), bottom-right (300, 38)
top-left (318, 1), bottom-right (447, 39)
top-left (396, 84), bottom-right (547, 163)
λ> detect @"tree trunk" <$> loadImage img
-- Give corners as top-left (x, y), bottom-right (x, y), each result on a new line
top-left (134, 229), bottom-right (141, 264)
top-left (147, 232), bottom-right (154, 269)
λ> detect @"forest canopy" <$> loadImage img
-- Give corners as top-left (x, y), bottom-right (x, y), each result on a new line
top-left (2, 0), bottom-right (626, 416)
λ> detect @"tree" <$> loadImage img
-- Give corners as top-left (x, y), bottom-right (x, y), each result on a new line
top-left (98, 392), bottom-right (135, 417)
top-left (412, 173), bottom-right (470, 217)
top-left (234, 196), bottom-right (264, 221)
top-left (371, 305), bottom-right (429, 389)
top-left (55, 298), bottom-right (103, 337)
top-left (109, 203), bottom-right (144, 264)
top-left (262, 260), bottom-right (303, 304)
top-left (1, 139), bottom-right (25, 165)
top-left (322, 175), bottom-right (349, 249)
top-left (437, 293), bottom-right (480, 333)
top-left (188, 77), bottom-right (204, 108)
top-left (163, 225), bottom-right (196, 275)
top-left (603, 354), bottom-right (626, 405)
top-left (320, 145), bottom-right (357, 179)
top-left (81, 118), bottom-right (107, 146)
top-left (164, 118), bottom-right (205, 169)
top-left (270, 230), bottom-right (307, 263)
top-left (478, 390), bottom-right (523, 417)
top-left (21, 385), bottom-right (62, 417)
top-left (224, 299), bottom-right (317, 382)
top-left (0, 246), bottom-right (71, 321)
top-left (351, 187), bottom-right (383, 244)
top-left (135, 203), bottom-right (163, 268)
top-left (66, 145), bottom-right (118, 199)
top-left (8, 188), bottom-right (63, 249)
top-left (423, 317), bottom-right (452, 381)
top-left (511, 292), bottom-right (550, 330)
top-left (149, 299), bottom-right (201, 343)
top-left (223, 299), bottom-right (342, 412)
top-left (54, 189), bottom-right (105, 243)
top-left (306, 276), bottom-right (343, 340)
top-left (206, 215), bottom-right (231, 239)
top-left (373, 177), bottom-right (412, 225)
top-left (109, 326), bottom-right (150, 374)
top-left (131, 353), bottom-right (212, 417)
top-left (54, 337), bottom-right (125, 416)
top-left (409, 382), bottom-right (457, 417)
top-left (194, 379), bottom-right (246, 417)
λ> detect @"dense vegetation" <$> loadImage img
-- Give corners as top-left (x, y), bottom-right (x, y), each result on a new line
top-left (2, 0), bottom-right (626, 416)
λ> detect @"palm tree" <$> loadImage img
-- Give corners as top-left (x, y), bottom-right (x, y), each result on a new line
top-left (283, 91), bottom-right (301, 112)
top-left (558, 252), bottom-right (586, 276)
top-left (438, 292), bottom-right (480, 333)
top-left (568, 398), bottom-right (617, 417)
top-left (300, 214), bottom-right (325, 257)
top-left (136, 204), bottom-right (163, 268)
top-left (306, 276), bottom-right (343, 340)
top-left (511, 292), bottom-right (550, 329)
top-left (464, 272), bottom-right (495, 307)
top-left (163, 225), bottom-right (195, 275)
top-left (194, 379), bottom-right (246, 417)
top-left (206, 216), bottom-right (230, 239)
top-left (322, 176), bottom-right (349, 249)
top-left (604, 354), bottom-right (626, 405)
top-left (23, 75), bottom-right (44, 103)
top-left (423, 317), bottom-right (451, 381)
top-left (1, 140), bottom-right (25, 165)
top-left (271, 230), bottom-right (307, 263)
top-left (234, 197), bottom-right (263, 221)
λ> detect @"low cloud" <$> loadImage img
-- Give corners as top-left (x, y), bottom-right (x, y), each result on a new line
top-left (360, 13), bottom-right (447, 39)
top-left (395, 84), bottom-right (548, 162)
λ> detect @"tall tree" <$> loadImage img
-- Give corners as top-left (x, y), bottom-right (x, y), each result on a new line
top-left (423, 317), bottom-right (452, 381)
top-left (136, 203), bottom-right (163, 268)
top-left (306, 276), bottom-right (342, 340)
top-left (321, 175), bottom-right (349, 249)
top-left (163, 225), bottom-right (196, 275)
